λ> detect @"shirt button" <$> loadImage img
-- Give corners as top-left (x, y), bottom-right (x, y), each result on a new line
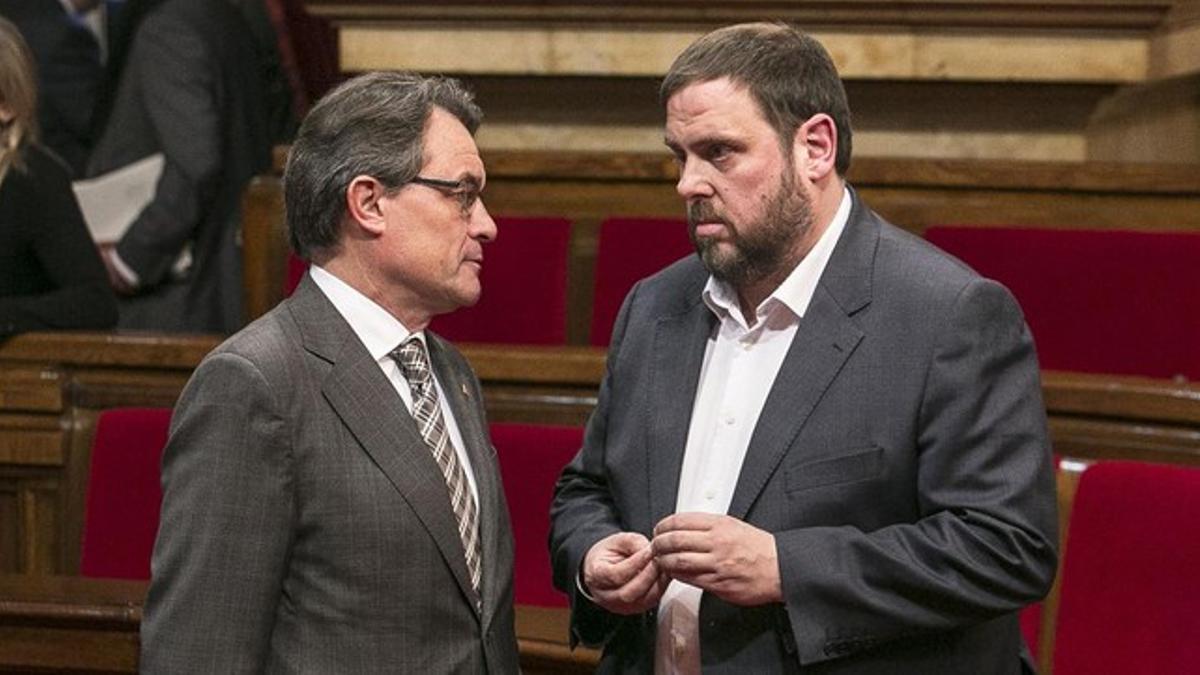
top-left (704, 489), bottom-right (716, 500)
top-left (674, 633), bottom-right (686, 653)
top-left (724, 416), bottom-right (736, 425)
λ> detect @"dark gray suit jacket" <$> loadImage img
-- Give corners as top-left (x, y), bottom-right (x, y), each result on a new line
top-left (141, 276), bottom-right (520, 673)
top-left (550, 190), bottom-right (1058, 674)
top-left (86, 0), bottom-right (270, 333)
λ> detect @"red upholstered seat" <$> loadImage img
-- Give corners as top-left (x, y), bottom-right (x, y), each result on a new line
top-left (491, 422), bottom-right (584, 607)
top-left (430, 216), bottom-right (572, 345)
top-left (80, 407), bottom-right (173, 580)
top-left (1020, 603), bottom-right (1041, 663)
top-left (285, 253), bottom-right (307, 297)
top-left (1053, 461), bottom-right (1200, 675)
top-left (924, 227), bottom-right (1200, 379)
top-left (591, 217), bottom-right (693, 346)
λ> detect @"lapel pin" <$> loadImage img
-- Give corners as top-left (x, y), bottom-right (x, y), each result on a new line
top-left (461, 383), bottom-right (470, 399)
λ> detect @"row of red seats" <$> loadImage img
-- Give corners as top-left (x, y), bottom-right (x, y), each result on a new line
top-left (285, 216), bottom-right (692, 347)
top-left (288, 220), bottom-right (1199, 380)
top-left (81, 409), bottom-right (1200, 672)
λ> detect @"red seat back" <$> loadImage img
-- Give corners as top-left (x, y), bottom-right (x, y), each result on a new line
top-left (1053, 461), bottom-right (1200, 674)
top-left (80, 407), bottom-right (173, 580)
top-left (924, 227), bottom-right (1200, 379)
top-left (431, 216), bottom-right (572, 345)
top-left (1020, 603), bottom-right (1041, 663)
top-left (491, 422), bottom-right (584, 607)
top-left (591, 217), bottom-right (693, 346)
top-left (284, 253), bottom-right (307, 297)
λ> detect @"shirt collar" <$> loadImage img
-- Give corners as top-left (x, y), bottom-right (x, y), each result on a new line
top-left (309, 265), bottom-right (422, 361)
top-left (702, 186), bottom-right (852, 328)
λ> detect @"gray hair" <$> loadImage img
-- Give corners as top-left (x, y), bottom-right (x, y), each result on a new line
top-left (661, 22), bottom-right (853, 175)
top-left (283, 71), bottom-right (482, 261)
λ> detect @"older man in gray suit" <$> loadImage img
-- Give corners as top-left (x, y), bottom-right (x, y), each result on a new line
top-left (141, 72), bottom-right (520, 673)
top-left (550, 23), bottom-right (1057, 674)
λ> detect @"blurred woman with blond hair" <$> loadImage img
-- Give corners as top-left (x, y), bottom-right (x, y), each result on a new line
top-left (0, 17), bottom-right (117, 337)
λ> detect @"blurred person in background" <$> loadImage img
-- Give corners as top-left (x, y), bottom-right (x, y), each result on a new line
top-left (86, 0), bottom-right (272, 334)
top-left (0, 16), bottom-right (117, 338)
top-left (0, 0), bottom-right (104, 177)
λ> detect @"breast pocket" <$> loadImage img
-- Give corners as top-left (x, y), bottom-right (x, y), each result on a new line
top-left (784, 446), bottom-right (884, 494)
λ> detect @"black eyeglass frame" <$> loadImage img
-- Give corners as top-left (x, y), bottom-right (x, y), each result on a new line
top-left (408, 175), bottom-right (481, 217)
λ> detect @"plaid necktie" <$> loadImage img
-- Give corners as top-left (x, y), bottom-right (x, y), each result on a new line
top-left (391, 338), bottom-right (482, 596)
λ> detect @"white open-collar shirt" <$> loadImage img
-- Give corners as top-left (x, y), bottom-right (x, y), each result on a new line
top-left (656, 187), bottom-right (851, 674)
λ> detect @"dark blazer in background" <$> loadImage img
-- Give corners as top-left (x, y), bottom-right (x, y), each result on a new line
top-left (141, 276), bottom-right (521, 672)
top-left (0, 0), bottom-right (103, 176)
top-left (550, 189), bottom-right (1058, 674)
top-left (87, 0), bottom-right (270, 334)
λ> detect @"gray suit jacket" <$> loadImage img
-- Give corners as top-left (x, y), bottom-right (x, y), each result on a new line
top-left (141, 276), bottom-right (520, 673)
top-left (86, 0), bottom-right (270, 333)
top-left (550, 190), bottom-right (1058, 674)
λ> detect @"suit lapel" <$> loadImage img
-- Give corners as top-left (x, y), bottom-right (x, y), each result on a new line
top-left (290, 278), bottom-right (480, 611)
top-left (648, 298), bottom-right (717, 528)
top-left (727, 190), bottom-right (878, 519)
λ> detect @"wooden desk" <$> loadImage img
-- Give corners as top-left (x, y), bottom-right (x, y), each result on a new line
top-left (2, 332), bottom-right (1198, 674)
top-left (0, 574), bottom-right (593, 674)
top-left (3, 332), bottom-right (1199, 578)
top-left (0, 574), bottom-right (143, 673)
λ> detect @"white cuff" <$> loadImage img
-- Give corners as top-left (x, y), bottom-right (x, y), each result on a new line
top-left (109, 249), bottom-right (141, 287)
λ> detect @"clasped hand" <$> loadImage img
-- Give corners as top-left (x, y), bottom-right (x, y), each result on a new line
top-left (581, 513), bottom-right (781, 615)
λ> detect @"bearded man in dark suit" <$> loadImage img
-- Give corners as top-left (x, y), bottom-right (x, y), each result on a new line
top-left (550, 22), bottom-right (1057, 675)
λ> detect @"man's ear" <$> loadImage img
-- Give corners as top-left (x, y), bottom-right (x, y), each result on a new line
top-left (344, 175), bottom-right (390, 236)
top-left (791, 113), bottom-right (837, 182)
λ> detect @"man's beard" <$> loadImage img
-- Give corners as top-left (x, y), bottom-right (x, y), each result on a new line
top-left (687, 168), bottom-right (813, 290)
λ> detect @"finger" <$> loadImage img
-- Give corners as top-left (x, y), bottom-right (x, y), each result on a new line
top-left (613, 554), bottom-right (666, 601)
top-left (591, 544), bottom-right (655, 590)
top-left (650, 529), bottom-right (714, 556)
top-left (656, 551), bottom-right (715, 578)
top-left (589, 532), bottom-right (650, 567)
top-left (654, 512), bottom-right (719, 536)
top-left (606, 531), bottom-right (652, 556)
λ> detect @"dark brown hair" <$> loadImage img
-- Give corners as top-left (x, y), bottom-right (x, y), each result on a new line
top-left (661, 22), bottom-right (853, 175)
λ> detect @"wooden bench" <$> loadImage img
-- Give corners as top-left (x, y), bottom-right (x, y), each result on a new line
top-left (2, 329), bottom-right (1198, 672)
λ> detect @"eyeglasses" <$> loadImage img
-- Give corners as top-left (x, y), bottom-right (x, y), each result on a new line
top-left (409, 175), bottom-right (482, 218)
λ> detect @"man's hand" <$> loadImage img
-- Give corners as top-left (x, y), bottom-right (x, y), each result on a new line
top-left (581, 532), bottom-right (670, 615)
top-left (98, 243), bottom-right (137, 296)
top-left (652, 513), bottom-right (782, 606)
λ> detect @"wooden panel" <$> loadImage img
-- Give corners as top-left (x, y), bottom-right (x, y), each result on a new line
top-left (0, 576), bottom-right (595, 675)
top-left (307, 1), bottom-right (1176, 33)
top-left (0, 486), bottom-right (17, 574)
top-left (516, 605), bottom-right (599, 674)
top-left (0, 333), bottom-right (219, 369)
top-left (0, 415), bottom-right (65, 467)
top-left (242, 176), bottom-right (288, 325)
top-left (0, 366), bottom-right (63, 414)
top-left (12, 481), bottom-right (60, 576)
top-left (0, 574), bottom-right (143, 674)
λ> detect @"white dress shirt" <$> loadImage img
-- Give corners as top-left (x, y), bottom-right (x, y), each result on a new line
top-left (310, 265), bottom-right (479, 503)
top-left (655, 188), bottom-right (851, 674)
